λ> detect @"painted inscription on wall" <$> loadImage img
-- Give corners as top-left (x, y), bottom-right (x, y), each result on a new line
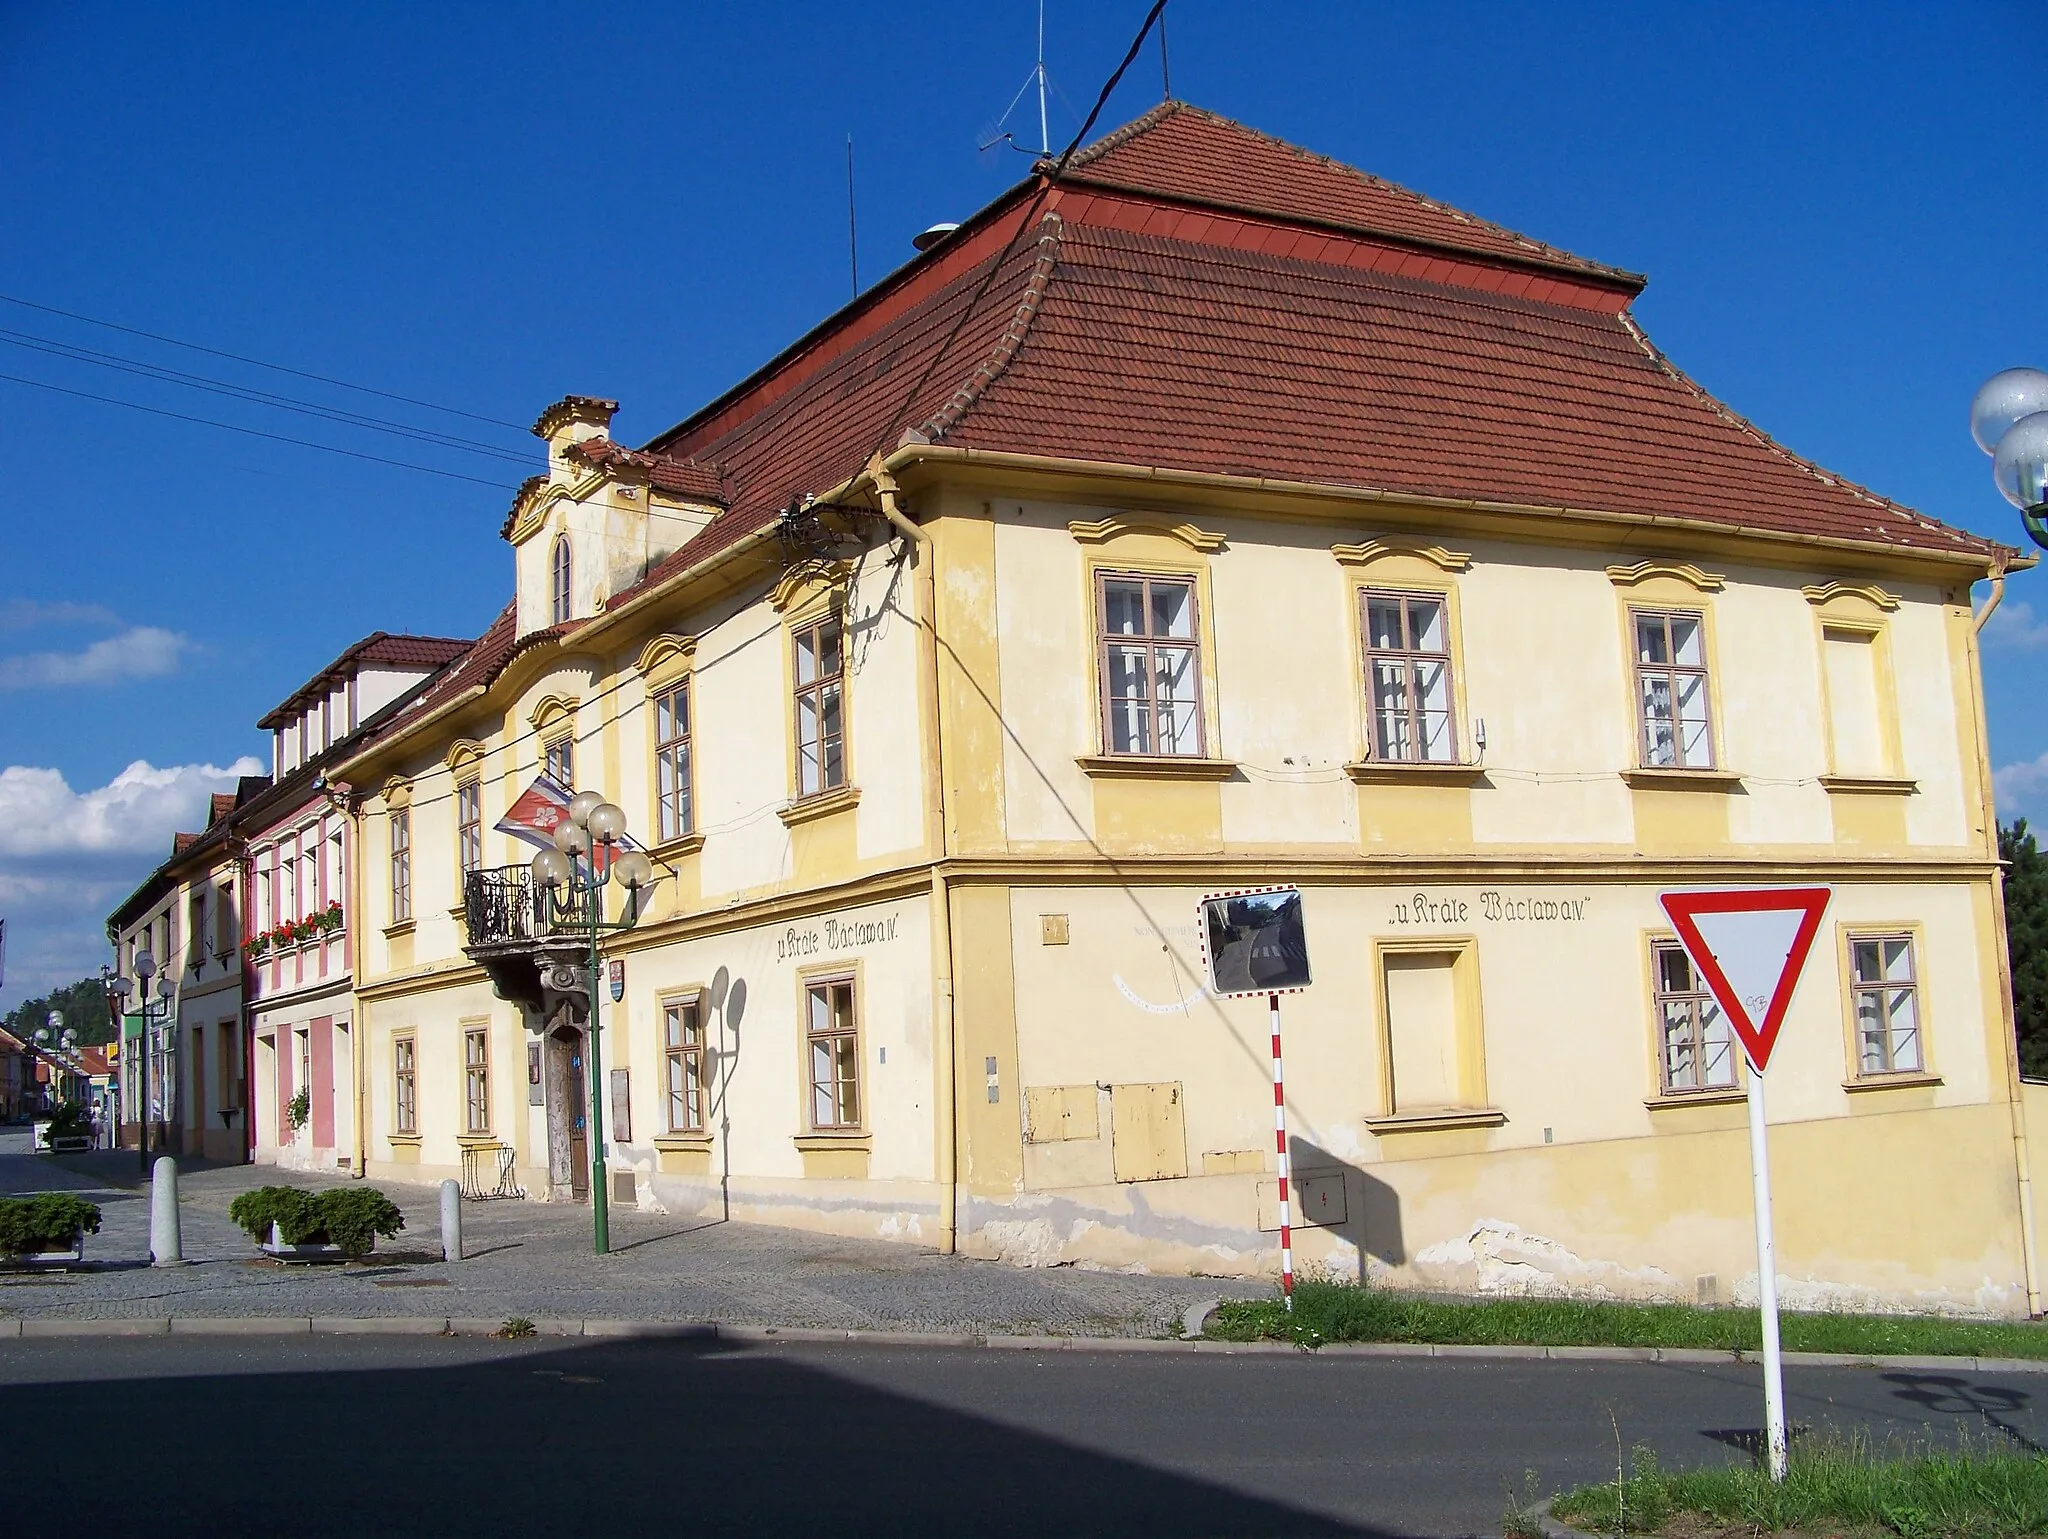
top-left (777, 907), bottom-right (903, 963)
top-left (1388, 890), bottom-right (1591, 927)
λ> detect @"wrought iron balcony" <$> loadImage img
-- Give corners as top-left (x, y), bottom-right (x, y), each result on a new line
top-left (462, 866), bottom-right (595, 950)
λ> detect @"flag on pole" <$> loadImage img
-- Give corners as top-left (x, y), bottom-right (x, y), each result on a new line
top-left (493, 775), bottom-right (646, 875)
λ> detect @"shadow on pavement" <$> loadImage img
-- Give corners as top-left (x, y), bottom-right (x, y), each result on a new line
top-left (0, 1337), bottom-right (1391, 1538)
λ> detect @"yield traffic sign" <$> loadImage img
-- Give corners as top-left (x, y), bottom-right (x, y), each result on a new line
top-left (1658, 887), bottom-right (1831, 1073)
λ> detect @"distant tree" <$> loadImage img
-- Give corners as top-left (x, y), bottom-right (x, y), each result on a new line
top-left (2003, 819), bottom-right (2048, 1080)
top-left (2, 977), bottom-right (116, 1048)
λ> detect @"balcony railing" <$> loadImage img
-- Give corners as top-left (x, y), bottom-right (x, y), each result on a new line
top-left (463, 866), bottom-right (594, 948)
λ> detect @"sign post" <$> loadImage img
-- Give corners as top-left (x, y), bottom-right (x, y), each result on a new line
top-left (1199, 886), bottom-right (1312, 1310)
top-left (1659, 885), bottom-right (1831, 1483)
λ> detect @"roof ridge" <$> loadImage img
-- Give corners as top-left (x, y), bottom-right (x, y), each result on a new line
top-left (1613, 312), bottom-right (2000, 555)
top-left (900, 212), bottom-right (1066, 447)
top-left (1071, 100), bottom-right (1635, 284)
top-left (1067, 99), bottom-right (1186, 169)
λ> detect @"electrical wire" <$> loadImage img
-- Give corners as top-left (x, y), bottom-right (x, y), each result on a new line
top-left (0, 370), bottom-right (519, 490)
top-left (0, 291), bottom-right (529, 431)
top-left (869, 0), bottom-right (1169, 459)
top-left (0, 327), bottom-right (534, 466)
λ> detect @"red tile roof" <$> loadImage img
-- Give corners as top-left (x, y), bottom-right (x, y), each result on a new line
top-left (208, 793), bottom-right (236, 826)
top-left (1065, 102), bottom-right (1641, 290)
top-left (560, 438), bottom-right (727, 502)
top-left (257, 632), bottom-right (473, 729)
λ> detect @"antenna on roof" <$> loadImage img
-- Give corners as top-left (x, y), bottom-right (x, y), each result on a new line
top-left (979, 0), bottom-right (1055, 158)
top-left (845, 134), bottom-right (860, 298)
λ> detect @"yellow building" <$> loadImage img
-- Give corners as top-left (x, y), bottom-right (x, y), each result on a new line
top-left (334, 104), bottom-right (2042, 1313)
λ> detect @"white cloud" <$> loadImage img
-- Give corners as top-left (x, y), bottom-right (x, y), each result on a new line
top-left (0, 757), bottom-right (262, 1011)
top-left (1984, 600), bottom-right (2048, 651)
top-left (0, 758), bottom-right (262, 858)
top-left (0, 599), bottom-right (121, 631)
top-left (0, 626), bottom-right (193, 688)
top-left (1995, 750), bottom-right (2048, 826)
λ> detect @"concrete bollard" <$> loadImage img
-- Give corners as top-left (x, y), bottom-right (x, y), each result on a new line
top-left (149, 1157), bottom-right (184, 1267)
top-left (440, 1178), bottom-right (463, 1263)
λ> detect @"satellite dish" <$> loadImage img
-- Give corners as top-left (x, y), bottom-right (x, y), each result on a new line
top-left (912, 222), bottom-right (960, 253)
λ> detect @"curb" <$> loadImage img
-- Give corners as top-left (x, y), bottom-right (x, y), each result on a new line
top-left (2, 1315), bottom-right (2045, 1371)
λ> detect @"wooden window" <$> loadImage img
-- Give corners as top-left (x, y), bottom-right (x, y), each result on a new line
top-left (550, 535), bottom-right (572, 625)
top-left (187, 891), bottom-right (206, 970)
top-left (464, 1027), bottom-right (491, 1135)
top-left (664, 998), bottom-right (705, 1133)
top-left (1097, 572), bottom-right (1203, 756)
top-left (1631, 608), bottom-right (1713, 768)
top-left (1362, 589), bottom-right (1456, 762)
top-left (300, 836), bottom-right (318, 917)
top-left (1823, 627), bottom-right (1886, 774)
top-left (457, 780), bottom-right (483, 877)
top-left (218, 1021), bottom-right (240, 1112)
top-left (393, 1036), bottom-right (417, 1135)
top-left (544, 735), bottom-right (574, 790)
top-left (655, 683), bottom-right (693, 841)
top-left (1651, 940), bottom-right (1736, 1093)
top-left (1850, 933), bottom-right (1922, 1075)
top-left (804, 976), bottom-right (860, 1130)
top-left (792, 614), bottom-right (846, 797)
top-left (389, 810), bottom-right (411, 923)
top-left (216, 880), bottom-right (237, 953)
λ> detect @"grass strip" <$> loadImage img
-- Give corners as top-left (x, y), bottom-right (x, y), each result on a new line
top-left (1205, 1280), bottom-right (2048, 1360)
top-left (1541, 1438), bottom-right (2048, 1537)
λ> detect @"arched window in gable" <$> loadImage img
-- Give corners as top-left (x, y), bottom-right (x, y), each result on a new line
top-left (551, 535), bottom-right (573, 625)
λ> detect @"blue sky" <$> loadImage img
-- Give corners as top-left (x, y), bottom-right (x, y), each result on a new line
top-left (2, 1), bottom-right (2044, 1010)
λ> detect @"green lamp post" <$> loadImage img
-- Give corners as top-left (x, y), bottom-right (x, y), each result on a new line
top-left (529, 791), bottom-right (657, 1256)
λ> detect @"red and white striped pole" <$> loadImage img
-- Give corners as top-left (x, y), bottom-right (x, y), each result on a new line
top-left (1268, 990), bottom-right (1294, 1310)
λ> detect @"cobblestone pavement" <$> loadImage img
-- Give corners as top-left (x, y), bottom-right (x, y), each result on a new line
top-left (0, 1128), bottom-right (1261, 1334)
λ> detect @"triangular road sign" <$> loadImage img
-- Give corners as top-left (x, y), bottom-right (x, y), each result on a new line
top-left (1658, 887), bottom-right (1831, 1073)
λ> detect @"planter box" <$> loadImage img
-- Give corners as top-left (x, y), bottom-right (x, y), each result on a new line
top-left (46, 1136), bottom-right (91, 1154)
top-left (259, 1220), bottom-right (347, 1263)
top-left (0, 1235), bottom-right (85, 1270)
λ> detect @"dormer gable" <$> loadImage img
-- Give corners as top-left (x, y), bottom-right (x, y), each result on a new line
top-left (506, 397), bottom-right (729, 636)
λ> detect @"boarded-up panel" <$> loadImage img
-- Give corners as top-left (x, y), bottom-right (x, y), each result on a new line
top-left (1024, 1085), bottom-right (1099, 1144)
top-left (1257, 1171), bottom-right (1347, 1231)
top-left (1385, 953), bottom-right (1458, 1112)
top-left (1110, 1082), bottom-right (1187, 1182)
top-left (1824, 629), bottom-right (1885, 774)
top-left (609, 1067), bottom-right (632, 1145)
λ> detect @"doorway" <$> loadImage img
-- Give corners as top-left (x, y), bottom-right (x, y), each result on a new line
top-left (545, 1024), bottom-right (588, 1202)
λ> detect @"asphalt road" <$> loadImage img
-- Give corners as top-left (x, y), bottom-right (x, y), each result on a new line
top-left (1, 1336), bottom-right (2042, 1537)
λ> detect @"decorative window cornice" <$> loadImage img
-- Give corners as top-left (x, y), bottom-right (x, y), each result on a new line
top-left (634, 633), bottom-right (699, 678)
top-left (1802, 580), bottom-right (1900, 613)
top-left (1331, 539), bottom-right (1471, 573)
top-left (528, 693), bottom-right (580, 732)
top-left (1606, 559), bottom-right (1725, 593)
top-left (1068, 516), bottom-right (1226, 553)
top-left (771, 558), bottom-right (853, 616)
top-left (444, 738), bottom-right (484, 773)
top-left (379, 777), bottom-right (412, 811)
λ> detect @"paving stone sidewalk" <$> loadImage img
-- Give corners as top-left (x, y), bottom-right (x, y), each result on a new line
top-left (0, 1128), bottom-right (1259, 1335)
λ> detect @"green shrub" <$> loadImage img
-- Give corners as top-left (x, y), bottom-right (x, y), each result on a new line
top-left (43, 1101), bottom-right (91, 1139)
top-left (315, 1187), bottom-right (404, 1257)
top-left (0, 1193), bottom-right (102, 1256)
top-left (228, 1186), bottom-right (325, 1246)
top-left (227, 1184), bottom-right (406, 1257)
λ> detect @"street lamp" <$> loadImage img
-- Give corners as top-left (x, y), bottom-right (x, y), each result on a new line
top-left (110, 950), bottom-right (177, 1174)
top-left (32, 1012), bottom-right (77, 1114)
top-left (1970, 368), bottom-right (2048, 551)
top-left (530, 792), bottom-right (656, 1255)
